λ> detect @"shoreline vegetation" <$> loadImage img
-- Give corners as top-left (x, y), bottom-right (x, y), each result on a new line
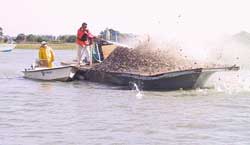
top-left (1, 27), bottom-right (135, 49)
top-left (15, 43), bottom-right (76, 49)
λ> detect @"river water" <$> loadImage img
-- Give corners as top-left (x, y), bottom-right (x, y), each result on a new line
top-left (1, 49), bottom-right (250, 145)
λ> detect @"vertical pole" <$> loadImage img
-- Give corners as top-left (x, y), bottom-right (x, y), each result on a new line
top-left (115, 32), bottom-right (118, 42)
top-left (89, 44), bottom-right (93, 66)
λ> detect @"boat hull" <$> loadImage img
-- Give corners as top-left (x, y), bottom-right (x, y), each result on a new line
top-left (75, 66), bottom-right (239, 90)
top-left (0, 44), bottom-right (15, 52)
top-left (22, 66), bottom-right (77, 81)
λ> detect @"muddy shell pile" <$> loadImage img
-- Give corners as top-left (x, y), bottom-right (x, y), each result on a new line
top-left (93, 42), bottom-right (224, 75)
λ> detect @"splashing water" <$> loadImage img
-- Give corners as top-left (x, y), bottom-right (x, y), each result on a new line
top-left (140, 35), bottom-right (250, 92)
top-left (132, 83), bottom-right (143, 99)
top-left (110, 33), bottom-right (250, 92)
top-left (206, 70), bottom-right (250, 93)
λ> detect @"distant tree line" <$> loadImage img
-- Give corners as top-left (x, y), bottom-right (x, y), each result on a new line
top-left (1, 26), bottom-right (136, 44)
top-left (14, 29), bottom-right (134, 44)
top-left (0, 27), bottom-right (13, 43)
top-left (14, 33), bottom-right (77, 43)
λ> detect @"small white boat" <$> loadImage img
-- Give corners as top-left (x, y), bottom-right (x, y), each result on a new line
top-left (0, 44), bottom-right (16, 52)
top-left (22, 66), bottom-right (77, 81)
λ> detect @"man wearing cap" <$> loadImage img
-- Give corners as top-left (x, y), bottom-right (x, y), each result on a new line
top-left (38, 41), bottom-right (55, 68)
top-left (76, 22), bottom-right (94, 66)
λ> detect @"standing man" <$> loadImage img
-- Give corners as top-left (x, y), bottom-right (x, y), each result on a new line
top-left (76, 22), bottom-right (94, 66)
top-left (39, 41), bottom-right (55, 68)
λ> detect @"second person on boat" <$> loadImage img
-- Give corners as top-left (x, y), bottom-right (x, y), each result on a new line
top-left (38, 41), bottom-right (55, 68)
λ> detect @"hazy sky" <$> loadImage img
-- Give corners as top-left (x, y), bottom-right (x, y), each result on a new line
top-left (1, 0), bottom-right (250, 37)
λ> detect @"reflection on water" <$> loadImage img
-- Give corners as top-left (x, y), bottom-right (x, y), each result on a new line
top-left (0, 49), bottom-right (250, 145)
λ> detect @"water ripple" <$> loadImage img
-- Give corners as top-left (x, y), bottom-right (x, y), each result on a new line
top-left (1, 50), bottom-right (250, 145)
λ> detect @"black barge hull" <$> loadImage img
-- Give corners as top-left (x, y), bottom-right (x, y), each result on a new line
top-left (75, 66), bottom-right (239, 91)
